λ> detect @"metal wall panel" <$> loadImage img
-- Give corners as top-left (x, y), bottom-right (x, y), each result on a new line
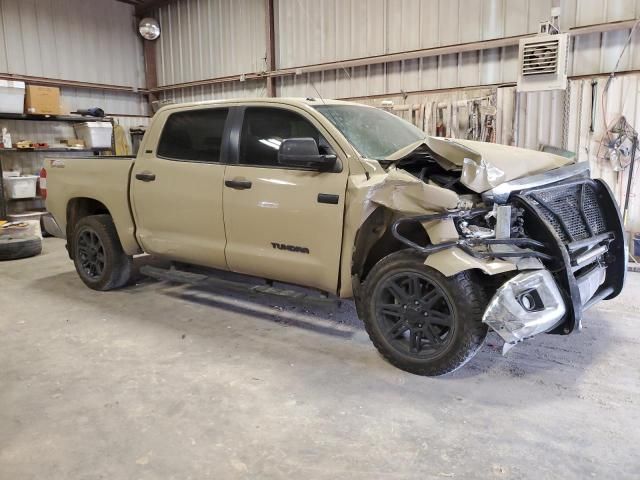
top-left (276, 24), bottom-right (640, 100)
top-left (165, 20), bottom-right (640, 103)
top-left (154, 0), bottom-right (267, 86)
top-left (60, 89), bottom-right (149, 117)
top-left (158, 79), bottom-right (267, 104)
top-left (276, 0), bottom-right (558, 68)
top-left (496, 74), bottom-right (640, 233)
top-left (568, 74), bottom-right (640, 233)
top-left (0, 0), bottom-right (145, 88)
top-left (149, 0), bottom-right (640, 98)
top-left (561, 0), bottom-right (638, 29)
top-left (277, 45), bottom-right (519, 99)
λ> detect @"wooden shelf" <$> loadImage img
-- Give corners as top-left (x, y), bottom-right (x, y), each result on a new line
top-left (6, 195), bottom-right (44, 201)
top-left (0, 148), bottom-right (110, 154)
top-left (0, 114), bottom-right (115, 220)
top-left (0, 113), bottom-right (111, 123)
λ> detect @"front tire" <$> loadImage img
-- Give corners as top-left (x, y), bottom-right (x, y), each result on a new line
top-left (72, 215), bottom-right (132, 291)
top-left (361, 250), bottom-right (487, 376)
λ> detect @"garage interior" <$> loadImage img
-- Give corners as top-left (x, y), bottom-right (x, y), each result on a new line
top-left (1, 0), bottom-right (640, 478)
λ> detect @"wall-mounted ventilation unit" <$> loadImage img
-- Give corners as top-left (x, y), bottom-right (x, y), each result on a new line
top-left (517, 33), bottom-right (568, 92)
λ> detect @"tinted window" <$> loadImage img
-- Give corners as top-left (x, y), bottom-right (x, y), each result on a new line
top-left (239, 107), bottom-right (329, 167)
top-left (157, 108), bottom-right (228, 162)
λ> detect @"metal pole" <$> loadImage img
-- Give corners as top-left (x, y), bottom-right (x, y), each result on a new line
top-left (623, 136), bottom-right (637, 225)
top-left (0, 157), bottom-right (6, 220)
top-left (265, 0), bottom-right (277, 97)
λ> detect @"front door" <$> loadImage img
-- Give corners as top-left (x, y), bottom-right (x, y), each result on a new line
top-left (130, 107), bottom-right (230, 269)
top-left (222, 106), bottom-right (348, 293)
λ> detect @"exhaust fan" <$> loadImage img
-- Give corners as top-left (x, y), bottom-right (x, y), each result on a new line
top-left (517, 32), bottom-right (568, 92)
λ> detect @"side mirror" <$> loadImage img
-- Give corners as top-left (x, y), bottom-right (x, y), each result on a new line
top-left (278, 138), bottom-right (337, 171)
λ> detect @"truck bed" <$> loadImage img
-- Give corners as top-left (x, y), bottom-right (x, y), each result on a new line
top-left (44, 155), bottom-right (141, 255)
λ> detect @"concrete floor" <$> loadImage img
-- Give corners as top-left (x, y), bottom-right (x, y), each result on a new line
top-left (1, 237), bottom-right (639, 479)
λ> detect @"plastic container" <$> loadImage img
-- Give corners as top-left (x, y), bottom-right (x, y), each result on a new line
top-left (2, 170), bottom-right (20, 178)
top-left (0, 80), bottom-right (25, 114)
top-left (74, 121), bottom-right (113, 149)
top-left (4, 175), bottom-right (38, 199)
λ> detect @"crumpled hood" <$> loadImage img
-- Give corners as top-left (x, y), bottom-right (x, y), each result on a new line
top-left (386, 137), bottom-right (574, 193)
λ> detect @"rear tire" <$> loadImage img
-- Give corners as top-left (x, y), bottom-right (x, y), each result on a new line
top-left (361, 250), bottom-right (487, 376)
top-left (72, 215), bottom-right (132, 291)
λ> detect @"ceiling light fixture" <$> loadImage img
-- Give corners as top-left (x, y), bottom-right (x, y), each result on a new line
top-left (138, 17), bottom-right (160, 41)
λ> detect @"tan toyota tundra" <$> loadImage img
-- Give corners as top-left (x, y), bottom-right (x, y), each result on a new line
top-left (42, 98), bottom-right (627, 376)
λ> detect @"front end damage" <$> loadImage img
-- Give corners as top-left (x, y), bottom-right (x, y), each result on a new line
top-left (361, 138), bottom-right (626, 352)
top-left (488, 174), bottom-right (627, 344)
top-left (483, 270), bottom-right (567, 353)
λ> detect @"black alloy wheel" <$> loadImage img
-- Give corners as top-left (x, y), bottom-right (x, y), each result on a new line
top-left (77, 228), bottom-right (106, 279)
top-left (72, 215), bottom-right (132, 291)
top-left (375, 272), bottom-right (455, 358)
top-left (361, 250), bottom-right (488, 376)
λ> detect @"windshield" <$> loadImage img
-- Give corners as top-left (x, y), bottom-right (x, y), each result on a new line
top-left (315, 105), bottom-right (426, 160)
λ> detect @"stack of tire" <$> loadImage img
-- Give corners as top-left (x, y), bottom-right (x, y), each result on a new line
top-left (0, 221), bottom-right (43, 261)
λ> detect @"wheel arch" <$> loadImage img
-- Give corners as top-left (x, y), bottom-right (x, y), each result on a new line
top-left (66, 197), bottom-right (111, 259)
top-left (352, 206), bottom-right (431, 284)
top-left (351, 207), bottom-right (518, 301)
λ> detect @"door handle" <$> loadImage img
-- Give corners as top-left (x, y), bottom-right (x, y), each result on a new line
top-left (135, 171), bottom-right (156, 182)
top-left (318, 193), bottom-right (339, 204)
top-left (225, 179), bottom-right (252, 190)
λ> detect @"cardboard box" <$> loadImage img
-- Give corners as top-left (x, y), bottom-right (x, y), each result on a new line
top-left (24, 85), bottom-right (61, 115)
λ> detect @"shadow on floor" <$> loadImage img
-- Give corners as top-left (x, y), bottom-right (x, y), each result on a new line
top-left (28, 254), bottom-right (621, 384)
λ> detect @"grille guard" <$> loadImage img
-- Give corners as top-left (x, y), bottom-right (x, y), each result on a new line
top-left (513, 178), bottom-right (626, 334)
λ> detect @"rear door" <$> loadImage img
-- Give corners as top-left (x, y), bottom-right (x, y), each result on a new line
top-left (130, 107), bottom-right (230, 268)
top-left (222, 105), bottom-right (349, 293)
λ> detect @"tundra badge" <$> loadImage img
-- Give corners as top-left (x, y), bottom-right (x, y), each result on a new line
top-left (271, 242), bottom-right (310, 254)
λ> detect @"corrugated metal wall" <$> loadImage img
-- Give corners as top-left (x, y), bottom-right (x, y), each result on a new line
top-left (0, 0), bottom-right (149, 185)
top-left (158, 79), bottom-right (266, 104)
top-left (0, 0), bottom-right (147, 116)
top-left (276, 0), bottom-right (552, 68)
top-left (570, 74), bottom-right (640, 232)
top-left (155, 0), bottom-right (640, 104)
top-left (0, 0), bottom-right (145, 88)
top-left (59, 88), bottom-right (148, 117)
top-left (277, 26), bottom-right (640, 99)
top-left (276, 0), bottom-right (640, 69)
top-left (155, 0), bottom-right (267, 86)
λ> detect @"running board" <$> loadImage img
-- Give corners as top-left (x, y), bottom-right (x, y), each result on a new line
top-left (139, 265), bottom-right (336, 305)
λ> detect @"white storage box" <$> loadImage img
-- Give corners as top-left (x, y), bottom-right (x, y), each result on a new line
top-left (4, 175), bottom-right (38, 199)
top-left (74, 121), bottom-right (113, 149)
top-left (0, 80), bottom-right (26, 114)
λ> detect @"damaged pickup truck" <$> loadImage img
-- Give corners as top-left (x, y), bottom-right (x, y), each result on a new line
top-left (42, 98), bottom-right (626, 376)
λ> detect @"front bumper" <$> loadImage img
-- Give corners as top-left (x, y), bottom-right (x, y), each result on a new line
top-left (483, 177), bottom-right (627, 348)
top-left (483, 270), bottom-right (566, 352)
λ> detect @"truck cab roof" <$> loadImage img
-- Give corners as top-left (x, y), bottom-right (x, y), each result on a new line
top-left (154, 97), bottom-right (361, 114)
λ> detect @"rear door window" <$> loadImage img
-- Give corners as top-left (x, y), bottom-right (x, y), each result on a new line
top-left (157, 108), bottom-right (229, 162)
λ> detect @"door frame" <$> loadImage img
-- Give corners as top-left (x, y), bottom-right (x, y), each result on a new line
top-left (221, 103), bottom-right (352, 293)
top-left (129, 105), bottom-right (236, 267)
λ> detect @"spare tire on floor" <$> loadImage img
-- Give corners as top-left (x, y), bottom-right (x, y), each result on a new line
top-left (0, 235), bottom-right (42, 261)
